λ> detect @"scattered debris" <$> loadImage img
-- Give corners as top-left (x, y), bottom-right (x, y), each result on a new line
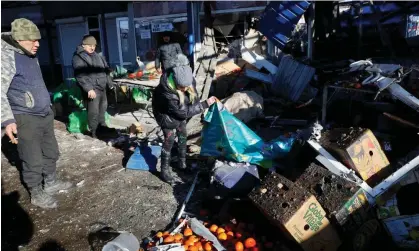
top-left (77, 180), bottom-right (85, 187)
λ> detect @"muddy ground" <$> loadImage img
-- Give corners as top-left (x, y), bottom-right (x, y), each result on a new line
top-left (1, 120), bottom-right (208, 251)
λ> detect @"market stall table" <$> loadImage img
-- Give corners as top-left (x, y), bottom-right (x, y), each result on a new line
top-left (112, 78), bottom-right (160, 113)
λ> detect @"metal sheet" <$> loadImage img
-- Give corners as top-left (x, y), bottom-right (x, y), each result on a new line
top-left (244, 69), bottom-right (273, 83)
top-left (259, 1), bottom-right (311, 49)
top-left (271, 55), bottom-right (316, 102)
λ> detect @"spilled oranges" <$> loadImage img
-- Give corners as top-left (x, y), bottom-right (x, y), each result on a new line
top-left (235, 241), bottom-right (244, 251)
top-left (184, 228), bottom-right (193, 237)
top-left (209, 224), bottom-right (218, 233)
top-left (244, 238), bottom-right (256, 248)
top-left (218, 232), bottom-right (228, 241)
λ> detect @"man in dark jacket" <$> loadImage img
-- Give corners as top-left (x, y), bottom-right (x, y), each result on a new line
top-left (1, 18), bottom-right (72, 209)
top-left (72, 35), bottom-right (113, 138)
top-left (152, 54), bottom-right (216, 185)
top-left (155, 32), bottom-right (183, 74)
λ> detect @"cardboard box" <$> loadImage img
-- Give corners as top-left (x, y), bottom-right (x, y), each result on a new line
top-left (284, 195), bottom-right (342, 251)
top-left (215, 60), bottom-right (241, 79)
top-left (334, 189), bottom-right (371, 233)
top-left (295, 163), bottom-right (359, 220)
top-left (249, 173), bottom-right (341, 251)
top-left (383, 214), bottom-right (419, 249)
top-left (320, 128), bottom-right (390, 185)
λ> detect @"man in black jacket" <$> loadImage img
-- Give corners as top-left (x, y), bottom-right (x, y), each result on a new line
top-left (72, 35), bottom-right (113, 138)
top-left (155, 32), bottom-right (183, 74)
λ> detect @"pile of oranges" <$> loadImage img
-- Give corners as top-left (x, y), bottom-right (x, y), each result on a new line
top-left (146, 218), bottom-right (274, 251)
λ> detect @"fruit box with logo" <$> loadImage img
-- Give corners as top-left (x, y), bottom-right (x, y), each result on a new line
top-left (284, 195), bottom-right (342, 251)
top-left (249, 173), bottom-right (341, 251)
top-left (320, 128), bottom-right (390, 185)
top-left (382, 214), bottom-right (419, 249)
top-left (334, 188), bottom-right (372, 233)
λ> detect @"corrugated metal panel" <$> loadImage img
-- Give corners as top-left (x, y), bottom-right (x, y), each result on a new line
top-left (271, 55), bottom-right (316, 102)
top-left (259, 1), bottom-right (311, 49)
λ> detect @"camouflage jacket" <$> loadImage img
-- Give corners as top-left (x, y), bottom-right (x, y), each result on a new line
top-left (1, 32), bottom-right (51, 127)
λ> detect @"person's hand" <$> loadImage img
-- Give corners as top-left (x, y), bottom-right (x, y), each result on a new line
top-left (88, 90), bottom-right (96, 99)
top-left (156, 68), bottom-right (162, 74)
top-left (5, 123), bottom-right (18, 144)
top-left (206, 96), bottom-right (217, 106)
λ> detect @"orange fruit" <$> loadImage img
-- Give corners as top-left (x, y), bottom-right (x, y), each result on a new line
top-left (209, 225), bottom-right (218, 233)
top-left (183, 246), bottom-right (188, 251)
top-left (156, 232), bottom-right (163, 238)
top-left (217, 228), bottom-right (225, 234)
top-left (184, 239), bottom-right (195, 247)
top-left (195, 242), bottom-right (203, 251)
top-left (204, 242), bottom-right (212, 251)
top-left (244, 238), bottom-right (256, 248)
top-left (164, 236), bottom-right (175, 243)
top-left (175, 240), bottom-right (183, 243)
top-left (235, 232), bottom-right (242, 239)
top-left (235, 241), bottom-right (244, 251)
top-left (189, 236), bottom-right (198, 243)
top-left (174, 233), bottom-right (183, 241)
top-left (184, 228), bottom-right (193, 237)
top-left (189, 246), bottom-right (198, 251)
top-left (218, 232), bottom-right (228, 241)
top-left (163, 231), bottom-right (170, 237)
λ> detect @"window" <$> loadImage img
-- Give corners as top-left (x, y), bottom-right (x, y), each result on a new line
top-left (117, 18), bottom-right (131, 65)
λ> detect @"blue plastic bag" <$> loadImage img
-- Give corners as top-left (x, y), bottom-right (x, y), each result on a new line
top-left (200, 102), bottom-right (295, 168)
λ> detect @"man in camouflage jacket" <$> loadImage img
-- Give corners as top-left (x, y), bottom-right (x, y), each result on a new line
top-left (1, 18), bottom-right (72, 209)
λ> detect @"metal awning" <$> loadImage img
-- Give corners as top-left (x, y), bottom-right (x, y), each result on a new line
top-left (258, 1), bottom-right (311, 49)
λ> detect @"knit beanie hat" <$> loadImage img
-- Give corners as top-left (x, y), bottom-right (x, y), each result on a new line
top-left (82, 35), bottom-right (97, 45)
top-left (172, 54), bottom-right (193, 87)
top-left (11, 18), bottom-right (41, 41)
top-left (172, 65), bottom-right (193, 87)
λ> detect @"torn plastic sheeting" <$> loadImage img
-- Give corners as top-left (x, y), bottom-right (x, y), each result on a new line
top-left (259, 1), bottom-right (311, 49)
top-left (189, 218), bottom-right (226, 251)
top-left (200, 102), bottom-right (296, 169)
top-left (212, 161), bottom-right (260, 198)
top-left (271, 55), bottom-right (316, 102)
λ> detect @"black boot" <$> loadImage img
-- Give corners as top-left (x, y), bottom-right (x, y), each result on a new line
top-left (160, 151), bottom-right (176, 186)
top-left (177, 140), bottom-right (188, 171)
